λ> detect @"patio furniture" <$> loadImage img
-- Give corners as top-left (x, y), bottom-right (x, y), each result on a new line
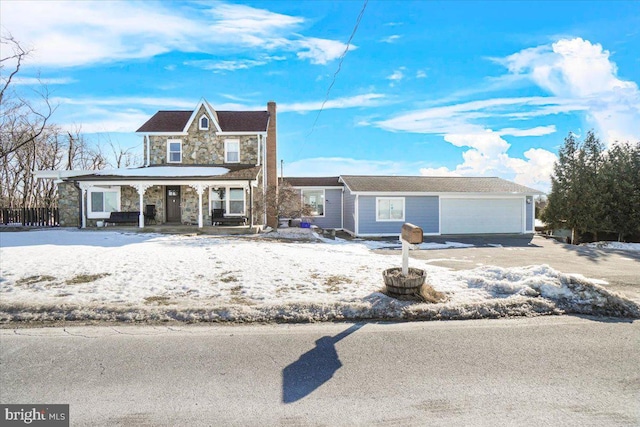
top-left (144, 204), bottom-right (157, 225)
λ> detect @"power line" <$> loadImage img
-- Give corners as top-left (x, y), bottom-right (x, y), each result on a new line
top-left (303, 0), bottom-right (369, 144)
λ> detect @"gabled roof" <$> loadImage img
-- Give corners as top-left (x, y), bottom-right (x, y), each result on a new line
top-left (339, 176), bottom-right (543, 194)
top-left (136, 110), bottom-right (269, 133)
top-left (136, 111), bottom-right (193, 133)
top-left (283, 177), bottom-right (342, 187)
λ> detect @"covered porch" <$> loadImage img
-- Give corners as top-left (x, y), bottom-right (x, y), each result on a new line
top-left (73, 166), bottom-right (262, 229)
top-left (93, 223), bottom-right (261, 235)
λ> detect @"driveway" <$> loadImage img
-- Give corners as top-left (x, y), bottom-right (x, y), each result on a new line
top-left (376, 234), bottom-right (640, 302)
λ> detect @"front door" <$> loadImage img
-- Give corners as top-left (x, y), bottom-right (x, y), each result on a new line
top-left (166, 186), bottom-right (181, 223)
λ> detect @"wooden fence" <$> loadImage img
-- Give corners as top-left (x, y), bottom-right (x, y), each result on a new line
top-left (0, 208), bottom-right (60, 227)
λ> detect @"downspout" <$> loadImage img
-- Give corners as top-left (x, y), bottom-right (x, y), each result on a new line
top-left (355, 194), bottom-right (359, 237)
top-left (248, 181), bottom-right (253, 228)
top-left (145, 135), bottom-right (150, 167)
top-left (341, 187), bottom-right (344, 231)
top-left (262, 133), bottom-right (267, 226)
top-left (256, 134), bottom-right (261, 167)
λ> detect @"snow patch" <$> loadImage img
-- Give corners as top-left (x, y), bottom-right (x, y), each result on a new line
top-left (1, 230), bottom-right (638, 323)
top-left (583, 241), bottom-right (640, 251)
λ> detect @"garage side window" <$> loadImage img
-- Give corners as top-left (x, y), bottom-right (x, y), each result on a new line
top-left (376, 197), bottom-right (404, 221)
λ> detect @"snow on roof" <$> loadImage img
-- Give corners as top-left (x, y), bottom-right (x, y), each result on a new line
top-left (92, 166), bottom-right (230, 177)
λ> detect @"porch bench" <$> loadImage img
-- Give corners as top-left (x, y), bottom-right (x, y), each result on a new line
top-left (211, 214), bottom-right (248, 226)
top-left (107, 211), bottom-right (140, 225)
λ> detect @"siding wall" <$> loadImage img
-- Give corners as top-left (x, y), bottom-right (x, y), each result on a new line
top-left (343, 189), bottom-right (356, 233)
top-left (309, 188), bottom-right (342, 229)
top-left (358, 196), bottom-right (439, 235)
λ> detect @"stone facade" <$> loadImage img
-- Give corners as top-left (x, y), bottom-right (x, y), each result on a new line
top-left (58, 181), bottom-right (80, 227)
top-left (119, 185), bottom-right (165, 222)
top-left (144, 105), bottom-right (259, 166)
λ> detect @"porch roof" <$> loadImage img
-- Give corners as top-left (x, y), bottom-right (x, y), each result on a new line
top-left (72, 165), bottom-right (261, 181)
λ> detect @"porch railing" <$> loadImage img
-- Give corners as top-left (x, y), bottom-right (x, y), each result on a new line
top-left (0, 208), bottom-right (60, 227)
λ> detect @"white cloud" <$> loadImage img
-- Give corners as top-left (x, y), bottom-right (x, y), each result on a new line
top-left (374, 93), bottom-right (566, 192)
top-left (380, 35), bottom-right (402, 44)
top-left (387, 67), bottom-right (406, 82)
top-left (377, 37), bottom-right (638, 191)
top-left (295, 37), bottom-right (351, 65)
top-left (51, 96), bottom-right (197, 109)
top-left (8, 76), bottom-right (75, 85)
top-left (184, 59), bottom-right (269, 72)
top-left (419, 136), bottom-right (557, 192)
top-left (498, 125), bottom-right (556, 137)
top-left (279, 94), bottom-right (387, 113)
top-left (501, 37), bottom-right (640, 144)
top-left (59, 108), bottom-right (151, 134)
top-left (284, 157), bottom-right (417, 177)
top-left (416, 70), bottom-right (427, 79)
top-left (419, 167), bottom-right (461, 177)
top-left (2, 1), bottom-right (350, 68)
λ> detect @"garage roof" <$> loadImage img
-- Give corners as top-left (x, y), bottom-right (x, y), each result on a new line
top-left (340, 176), bottom-right (543, 194)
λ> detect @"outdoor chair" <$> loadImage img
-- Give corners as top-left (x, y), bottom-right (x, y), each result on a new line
top-left (144, 204), bottom-right (157, 225)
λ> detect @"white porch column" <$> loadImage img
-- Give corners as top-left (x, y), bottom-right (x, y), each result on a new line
top-left (188, 183), bottom-right (206, 228)
top-left (79, 183), bottom-right (89, 229)
top-left (134, 184), bottom-right (153, 228)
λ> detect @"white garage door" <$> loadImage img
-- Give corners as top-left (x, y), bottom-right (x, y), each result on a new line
top-left (441, 198), bottom-right (523, 234)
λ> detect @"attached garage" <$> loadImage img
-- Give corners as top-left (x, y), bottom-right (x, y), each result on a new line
top-left (440, 198), bottom-right (523, 234)
top-left (338, 176), bottom-right (542, 237)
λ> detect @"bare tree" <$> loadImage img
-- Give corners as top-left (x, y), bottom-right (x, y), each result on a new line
top-left (106, 138), bottom-right (138, 168)
top-left (1, 35), bottom-right (56, 160)
top-left (0, 35), bottom-right (106, 208)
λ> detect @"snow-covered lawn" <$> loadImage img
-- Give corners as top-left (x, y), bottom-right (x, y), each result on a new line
top-left (0, 229), bottom-right (638, 323)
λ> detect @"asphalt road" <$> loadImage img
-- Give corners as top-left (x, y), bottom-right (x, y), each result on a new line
top-left (1, 317), bottom-right (638, 426)
top-left (381, 234), bottom-right (640, 302)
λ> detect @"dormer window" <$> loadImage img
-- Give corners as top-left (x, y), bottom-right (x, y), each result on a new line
top-left (199, 115), bottom-right (209, 130)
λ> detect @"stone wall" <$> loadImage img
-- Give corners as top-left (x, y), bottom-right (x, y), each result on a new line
top-left (58, 181), bottom-right (79, 227)
top-left (120, 185), bottom-right (165, 223)
top-left (147, 105), bottom-right (259, 166)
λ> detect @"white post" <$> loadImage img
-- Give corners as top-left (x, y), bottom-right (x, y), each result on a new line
top-left (81, 186), bottom-right (87, 229)
top-left (401, 238), bottom-right (409, 276)
top-left (198, 185), bottom-right (203, 228)
top-left (138, 186), bottom-right (144, 228)
top-left (189, 183), bottom-right (205, 228)
top-left (134, 184), bottom-right (152, 228)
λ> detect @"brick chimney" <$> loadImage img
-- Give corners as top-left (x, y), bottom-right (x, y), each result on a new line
top-left (266, 101), bottom-right (278, 228)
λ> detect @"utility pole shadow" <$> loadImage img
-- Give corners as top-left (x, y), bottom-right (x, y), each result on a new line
top-left (282, 323), bottom-right (364, 403)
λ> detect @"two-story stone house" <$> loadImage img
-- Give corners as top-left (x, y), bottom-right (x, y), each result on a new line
top-left (48, 99), bottom-right (278, 229)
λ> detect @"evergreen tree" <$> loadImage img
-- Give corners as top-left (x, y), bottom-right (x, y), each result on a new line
top-left (542, 131), bottom-right (607, 244)
top-left (579, 131), bottom-right (605, 240)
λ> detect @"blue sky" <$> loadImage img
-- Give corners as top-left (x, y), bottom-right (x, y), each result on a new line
top-left (3, 0), bottom-right (639, 192)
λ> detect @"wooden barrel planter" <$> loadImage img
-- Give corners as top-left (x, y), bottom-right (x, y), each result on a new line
top-left (383, 267), bottom-right (426, 297)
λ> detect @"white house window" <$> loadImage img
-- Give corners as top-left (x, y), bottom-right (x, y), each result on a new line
top-left (302, 189), bottom-right (325, 216)
top-left (376, 197), bottom-right (404, 221)
top-left (199, 115), bottom-right (209, 130)
top-left (210, 187), bottom-right (245, 215)
top-left (211, 188), bottom-right (225, 211)
top-left (225, 139), bottom-right (240, 163)
top-left (88, 188), bottom-right (120, 219)
top-left (167, 139), bottom-right (182, 163)
top-left (229, 188), bottom-right (244, 215)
